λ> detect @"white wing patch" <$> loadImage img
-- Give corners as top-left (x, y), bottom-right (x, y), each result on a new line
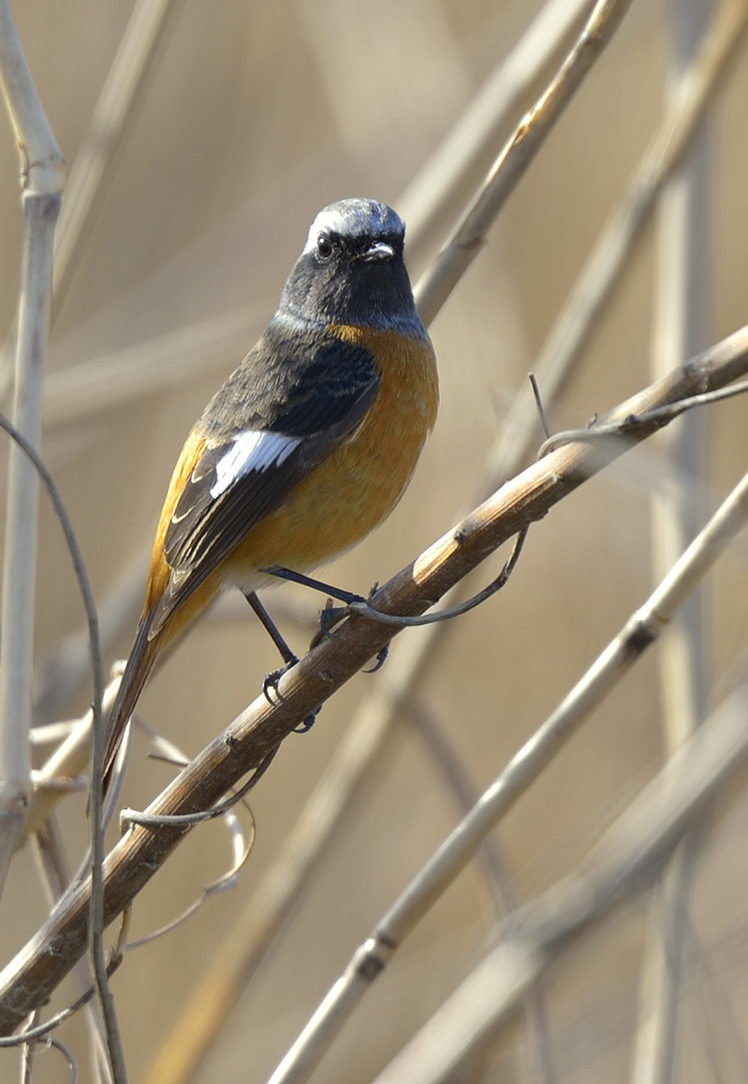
top-left (209, 430), bottom-right (301, 499)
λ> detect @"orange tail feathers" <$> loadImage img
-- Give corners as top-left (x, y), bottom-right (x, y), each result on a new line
top-left (101, 615), bottom-right (160, 797)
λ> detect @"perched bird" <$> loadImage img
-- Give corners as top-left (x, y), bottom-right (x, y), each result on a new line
top-left (102, 197), bottom-right (439, 793)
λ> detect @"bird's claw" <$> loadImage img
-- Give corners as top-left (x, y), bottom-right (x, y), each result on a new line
top-left (262, 659), bottom-right (297, 704)
top-left (293, 707), bottom-right (320, 734)
top-left (363, 644), bottom-right (389, 673)
top-left (318, 582), bottom-right (380, 638)
top-left (263, 662), bottom-right (319, 732)
top-left (319, 602), bottom-right (351, 639)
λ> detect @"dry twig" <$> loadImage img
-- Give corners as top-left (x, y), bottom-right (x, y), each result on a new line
top-left (373, 680), bottom-right (748, 1084)
top-left (0, 0), bottom-right (64, 885)
top-left (415, 0), bottom-right (635, 324)
top-left (0, 324), bottom-right (745, 1037)
top-left (268, 464), bottom-right (748, 1084)
top-left (634, 2), bottom-right (714, 1081)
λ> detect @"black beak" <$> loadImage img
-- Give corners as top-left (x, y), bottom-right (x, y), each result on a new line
top-left (361, 241), bottom-right (395, 263)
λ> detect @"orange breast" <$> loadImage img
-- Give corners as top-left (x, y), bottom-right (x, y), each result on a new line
top-left (143, 324), bottom-right (438, 648)
top-left (226, 324), bottom-right (438, 578)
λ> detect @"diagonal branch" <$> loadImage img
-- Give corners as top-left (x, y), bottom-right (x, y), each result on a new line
top-left (414, 0), bottom-right (634, 324)
top-left (0, 324), bottom-right (746, 1034)
top-left (399, 0), bottom-right (592, 261)
top-left (270, 464), bottom-right (748, 1084)
top-left (145, 10), bottom-right (748, 1074)
top-left (372, 680), bottom-right (748, 1084)
top-left (51, 0), bottom-right (182, 320)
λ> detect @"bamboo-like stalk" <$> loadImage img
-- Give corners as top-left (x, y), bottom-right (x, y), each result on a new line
top-left (51, 0), bottom-right (182, 320)
top-left (414, 0), bottom-right (635, 325)
top-left (140, 6), bottom-right (745, 1075)
top-left (372, 679), bottom-right (748, 1084)
top-left (143, 9), bottom-right (748, 1079)
top-left (398, 0), bottom-right (591, 261)
top-left (0, 5), bottom-right (127, 1077)
top-left (0, 328), bottom-right (745, 1038)
top-left (31, 820), bottom-right (112, 1082)
top-left (486, 0), bottom-right (747, 487)
top-left (268, 466), bottom-right (748, 1084)
top-left (408, 702), bottom-right (556, 1084)
top-left (633, 2), bottom-right (713, 1081)
top-left (0, 0), bottom-right (64, 889)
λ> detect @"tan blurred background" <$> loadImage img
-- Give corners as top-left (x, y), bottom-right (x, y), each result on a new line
top-left (1, 1), bottom-right (747, 1081)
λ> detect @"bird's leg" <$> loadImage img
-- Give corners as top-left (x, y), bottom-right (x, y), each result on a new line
top-left (314, 580), bottom-right (380, 643)
top-left (263, 563), bottom-right (370, 644)
top-left (310, 583), bottom-right (389, 672)
top-left (261, 565), bottom-right (366, 606)
top-left (262, 567), bottom-right (389, 676)
top-left (245, 590), bottom-right (297, 667)
top-left (244, 591), bottom-right (317, 731)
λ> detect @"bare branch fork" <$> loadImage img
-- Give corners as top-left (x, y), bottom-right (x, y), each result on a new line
top-left (0, 324), bottom-right (746, 1035)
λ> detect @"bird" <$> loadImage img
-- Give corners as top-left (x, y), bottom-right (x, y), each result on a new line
top-left (101, 197), bottom-right (439, 794)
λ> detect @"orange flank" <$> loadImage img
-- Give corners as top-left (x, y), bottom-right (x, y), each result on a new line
top-left (225, 325), bottom-right (439, 582)
top-left (101, 198), bottom-right (440, 795)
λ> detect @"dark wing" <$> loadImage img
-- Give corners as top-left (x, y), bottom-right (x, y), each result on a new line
top-left (150, 327), bottom-right (380, 635)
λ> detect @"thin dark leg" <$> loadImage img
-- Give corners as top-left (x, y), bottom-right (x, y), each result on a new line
top-left (244, 591), bottom-right (318, 733)
top-left (261, 565), bottom-right (364, 606)
top-left (245, 590), bottom-right (297, 666)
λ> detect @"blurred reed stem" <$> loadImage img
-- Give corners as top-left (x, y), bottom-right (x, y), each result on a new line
top-left (633, 1), bottom-right (714, 1081)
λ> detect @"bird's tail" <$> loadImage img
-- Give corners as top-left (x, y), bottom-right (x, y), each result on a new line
top-left (101, 614), bottom-right (160, 797)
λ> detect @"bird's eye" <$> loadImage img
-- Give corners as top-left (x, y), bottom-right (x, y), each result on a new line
top-left (316, 233), bottom-right (333, 260)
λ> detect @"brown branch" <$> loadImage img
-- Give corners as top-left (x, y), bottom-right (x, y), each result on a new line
top-left (373, 680), bottom-right (748, 1083)
top-left (0, 324), bottom-right (747, 1034)
top-left (414, 0), bottom-right (634, 324)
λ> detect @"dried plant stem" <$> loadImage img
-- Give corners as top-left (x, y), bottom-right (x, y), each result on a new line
top-left (0, 415), bottom-right (111, 1073)
top-left (634, 2), bottom-right (713, 1081)
top-left (0, 4), bottom-right (125, 1075)
top-left (414, 0), bottom-right (634, 325)
top-left (407, 702), bottom-right (556, 1084)
top-left (268, 467), bottom-right (748, 1084)
top-left (372, 680), bottom-right (748, 1084)
top-left (400, 0), bottom-right (591, 261)
top-left (142, 622), bottom-right (437, 1084)
top-left (153, 12), bottom-right (748, 1072)
top-left (0, 0), bottom-right (64, 887)
top-left (52, 0), bottom-right (182, 319)
top-left (0, 199), bottom-right (57, 883)
top-left (0, 327), bottom-right (745, 1037)
top-left (487, 0), bottom-right (748, 487)
top-left (32, 820), bottom-right (112, 1081)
